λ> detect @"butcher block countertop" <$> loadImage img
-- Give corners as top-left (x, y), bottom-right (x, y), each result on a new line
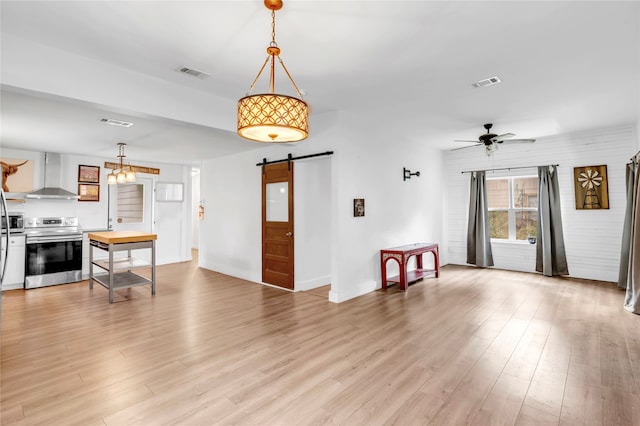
top-left (88, 230), bottom-right (157, 245)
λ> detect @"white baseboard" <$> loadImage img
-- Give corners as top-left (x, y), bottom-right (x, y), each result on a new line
top-left (295, 275), bottom-right (331, 292)
top-left (328, 279), bottom-right (378, 303)
top-left (2, 283), bottom-right (24, 291)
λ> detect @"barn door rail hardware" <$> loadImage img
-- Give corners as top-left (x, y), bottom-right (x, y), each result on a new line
top-left (256, 151), bottom-right (334, 173)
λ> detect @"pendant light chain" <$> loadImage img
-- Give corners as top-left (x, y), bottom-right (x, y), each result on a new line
top-left (268, 8), bottom-right (276, 93)
top-left (118, 143), bottom-right (125, 170)
top-left (244, 5), bottom-right (302, 97)
top-left (271, 6), bottom-right (303, 98)
top-left (271, 9), bottom-right (277, 46)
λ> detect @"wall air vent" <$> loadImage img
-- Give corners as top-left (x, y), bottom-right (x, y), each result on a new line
top-left (179, 67), bottom-right (211, 78)
top-left (99, 118), bottom-right (134, 127)
top-left (472, 76), bottom-right (502, 88)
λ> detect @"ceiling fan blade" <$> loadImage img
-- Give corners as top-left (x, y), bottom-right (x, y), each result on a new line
top-left (500, 138), bottom-right (535, 144)
top-left (491, 133), bottom-right (516, 142)
top-left (450, 143), bottom-right (482, 151)
top-left (453, 139), bottom-right (481, 143)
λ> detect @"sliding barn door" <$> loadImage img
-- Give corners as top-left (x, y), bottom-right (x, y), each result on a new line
top-left (262, 162), bottom-right (294, 289)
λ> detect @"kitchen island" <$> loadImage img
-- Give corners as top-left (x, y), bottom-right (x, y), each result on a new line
top-left (88, 230), bottom-right (156, 303)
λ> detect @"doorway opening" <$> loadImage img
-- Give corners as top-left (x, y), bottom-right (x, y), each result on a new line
top-left (294, 157), bottom-right (332, 297)
top-left (259, 157), bottom-right (332, 296)
top-left (191, 167), bottom-right (201, 260)
top-left (109, 177), bottom-right (153, 233)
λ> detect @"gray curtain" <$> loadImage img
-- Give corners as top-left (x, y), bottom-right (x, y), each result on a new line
top-left (618, 161), bottom-right (636, 289)
top-left (622, 154), bottom-right (640, 314)
top-left (467, 171), bottom-right (494, 267)
top-left (536, 165), bottom-right (569, 276)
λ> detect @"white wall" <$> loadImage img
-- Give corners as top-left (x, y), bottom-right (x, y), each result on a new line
top-left (294, 157), bottom-right (331, 291)
top-left (199, 111), bottom-right (446, 303)
top-left (199, 147), bottom-right (264, 282)
top-left (327, 112), bottom-right (446, 303)
top-left (198, 135), bottom-right (335, 287)
top-left (444, 124), bottom-right (637, 282)
top-left (153, 165), bottom-right (192, 264)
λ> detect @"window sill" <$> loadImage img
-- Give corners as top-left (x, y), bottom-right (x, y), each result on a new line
top-left (491, 239), bottom-right (537, 246)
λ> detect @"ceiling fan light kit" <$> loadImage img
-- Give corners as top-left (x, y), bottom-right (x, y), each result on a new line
top-left (237, 0), bottom-right (309, 143)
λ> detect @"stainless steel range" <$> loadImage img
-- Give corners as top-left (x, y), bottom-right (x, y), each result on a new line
top-left (25, 217), bottom-right (83, 289)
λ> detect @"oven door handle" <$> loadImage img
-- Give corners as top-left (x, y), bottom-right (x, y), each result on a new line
top-left (27, 235), bottom-right (83, 244)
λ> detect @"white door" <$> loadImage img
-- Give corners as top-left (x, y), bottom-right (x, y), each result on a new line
top-left (109, 177), bottom-right (154, 233)
top-left (108, 177), bottom-right (154, 262)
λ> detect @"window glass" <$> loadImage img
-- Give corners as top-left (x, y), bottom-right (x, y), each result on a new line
top-left (515, 211), bottom-right (537, 240)
top-left (489, 211), bottom-right (509, 239)
top-left (266, 182), bottom-right (288, 222)
top-left (487, 175), bottom-right (538, 241)
top-left (514, 177), bottom-right (538, 208)
top-left (487, 179), bottom-right (509, 209)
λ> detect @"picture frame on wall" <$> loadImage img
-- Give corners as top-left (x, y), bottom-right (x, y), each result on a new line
top-left (354, 198), bottom-right (365, 217)
top-left (0, 157), bottom-right (34, 192)
top-left (573, 164), bottom-right (609, 209)
top-left (78, 183), bottom-right (100, 202)
top-left (78, 164), bottom-right (100, 183)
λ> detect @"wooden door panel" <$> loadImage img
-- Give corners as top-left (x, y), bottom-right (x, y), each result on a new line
top-left (264, 270), bottom-right (289, 287)
top-left (265, 243), bottom-right (289, 258)
top-left (265, 258), bottom-right (289, 274)
top-left (265, 223), bottom-right (289, 240)
top-left (268, 169), bottom-right (289, 180)
top-left (262, 162), bottom-right (294, 289)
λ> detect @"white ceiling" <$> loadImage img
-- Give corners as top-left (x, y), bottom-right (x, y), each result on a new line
top-left (1, 1), bottom-right (638, 165)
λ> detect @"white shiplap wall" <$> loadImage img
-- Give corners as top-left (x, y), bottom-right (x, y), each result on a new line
top-left (444, 124), bottom-right (637, 282)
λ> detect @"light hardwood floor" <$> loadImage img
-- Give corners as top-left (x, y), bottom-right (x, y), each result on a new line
top-left (1, 258), bottom-right (639, 425)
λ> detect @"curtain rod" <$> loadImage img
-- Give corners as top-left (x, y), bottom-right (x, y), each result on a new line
top-left (255, 151), bottom-right (334, 167)
top-left (461, 164), bottom-right (559, 174)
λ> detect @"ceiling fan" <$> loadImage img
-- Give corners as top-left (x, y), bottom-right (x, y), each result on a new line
top-left (452, 123), bottom-right (535, 156)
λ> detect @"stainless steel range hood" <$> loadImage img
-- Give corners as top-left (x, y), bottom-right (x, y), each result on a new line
top-left (25, 153), bottom-right (80, 200)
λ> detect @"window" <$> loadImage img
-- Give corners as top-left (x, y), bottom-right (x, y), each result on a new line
top-left (487, 176), bottom-right (538, 241)
top-left (116, 184), bottom-right (144, 223)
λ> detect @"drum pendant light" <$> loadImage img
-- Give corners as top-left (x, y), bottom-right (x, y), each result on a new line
top-left (237, 0), bottom-right (309, 143)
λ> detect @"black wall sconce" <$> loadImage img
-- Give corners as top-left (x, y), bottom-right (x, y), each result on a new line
top-left (403, 167), bottom-right (420, 181)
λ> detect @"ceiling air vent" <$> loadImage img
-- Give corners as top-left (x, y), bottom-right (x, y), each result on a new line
top-left (472, 76), bottom-right (502, 88)
top-left (179, 67), bottom-right (211, 79)
top-left (99, 118), bottom-right (134, 127)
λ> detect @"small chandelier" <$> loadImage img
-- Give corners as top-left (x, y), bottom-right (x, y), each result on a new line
top-left (237, 0), bottom-right (309, 143)
top-left (107, 143), bottom-right (136, 185)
